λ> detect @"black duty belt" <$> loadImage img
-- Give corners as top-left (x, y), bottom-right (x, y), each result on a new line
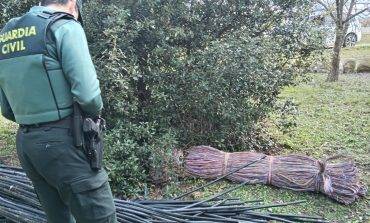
top-left (19, 115), bottom-right (72, 130)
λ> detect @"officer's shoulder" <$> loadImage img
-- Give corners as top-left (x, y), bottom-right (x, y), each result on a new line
top-left (2, 17), bottom-right (21, 30)
top-left (8, 17), bottom-right (21, 24)
top-left (50, 18), bottom-right (83, 34)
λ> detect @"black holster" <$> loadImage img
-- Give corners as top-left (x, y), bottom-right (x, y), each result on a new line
top-left (73, 102), bottom-right (105, 171)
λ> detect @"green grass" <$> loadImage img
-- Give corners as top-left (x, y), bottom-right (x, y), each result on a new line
top-left (0, 116), bottom-right (17, 165)
top-left (272, 74), bottom-right (370, 166)
top-left (169, 74), bottom-right (369, 223)
top-left (342, 45), bottom-right (370, 61)
top-left (342, 34), bottom-right (370, 61)
top-left (357, 34), bottom-right (370, 47)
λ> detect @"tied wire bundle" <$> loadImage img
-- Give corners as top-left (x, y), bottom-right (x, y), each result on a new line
top-left (0, 165), bottom-right (330, 223)
top-left (185, 146), bottom-right (367, 205)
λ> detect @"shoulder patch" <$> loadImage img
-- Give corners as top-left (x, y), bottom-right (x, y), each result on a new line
top-left (1, 17), bottom-right (20, 33)
top-left (50, 19), bottom-right (76, 32)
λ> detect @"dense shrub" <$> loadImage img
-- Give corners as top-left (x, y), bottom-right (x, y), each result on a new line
top-left (104, 121), bottom-right (178, 198)
top-left (2, 0), bottom-right (324, 197)
top-left (0, 0), bottom-right (38, 27)
top-left (82, 0), bottom-right (323, 196)
top-left (84, 0), bottom-right (322, 145)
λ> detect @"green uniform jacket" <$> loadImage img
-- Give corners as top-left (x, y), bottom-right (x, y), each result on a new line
top-left (0, 6), bottom-right (103, 124)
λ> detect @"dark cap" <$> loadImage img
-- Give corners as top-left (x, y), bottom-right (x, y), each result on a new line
top-left (76, 0), bottom-right (84, 25)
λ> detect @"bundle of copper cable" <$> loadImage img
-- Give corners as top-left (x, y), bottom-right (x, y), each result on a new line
top-left (185, 146), bottom-right (367, 204)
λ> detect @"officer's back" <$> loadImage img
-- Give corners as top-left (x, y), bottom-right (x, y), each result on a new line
top-left (0, 0), bottom-right (117, 222)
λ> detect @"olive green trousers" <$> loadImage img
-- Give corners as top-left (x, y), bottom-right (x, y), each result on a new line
top-left (16, 124), bottom-right (117, 223)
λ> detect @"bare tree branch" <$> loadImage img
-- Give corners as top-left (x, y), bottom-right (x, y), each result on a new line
top-left (317, 0), bottom-right (337, 21)
top-left (344, 0), bottom-right (351, 4)
top-left (345, 7), bottom-right (370, 23)
top-left (343, 0), bottom-right (352, 11)
top-left (336, 0), bottom-right (340, 18)
top-left (338, 0), bottom-right (344, 24)
top-left (344, 0), bottom-right (356, 23)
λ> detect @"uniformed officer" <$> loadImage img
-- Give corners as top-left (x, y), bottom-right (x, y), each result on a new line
top-left (0, 0), bottom-right (117, 222)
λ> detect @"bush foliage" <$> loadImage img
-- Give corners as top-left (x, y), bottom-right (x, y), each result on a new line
top-left (1, 0), bottom-right (322, 197)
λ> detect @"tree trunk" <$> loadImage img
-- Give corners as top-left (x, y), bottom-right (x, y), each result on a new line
top-left (328, 27), bottom-right (344, 82)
